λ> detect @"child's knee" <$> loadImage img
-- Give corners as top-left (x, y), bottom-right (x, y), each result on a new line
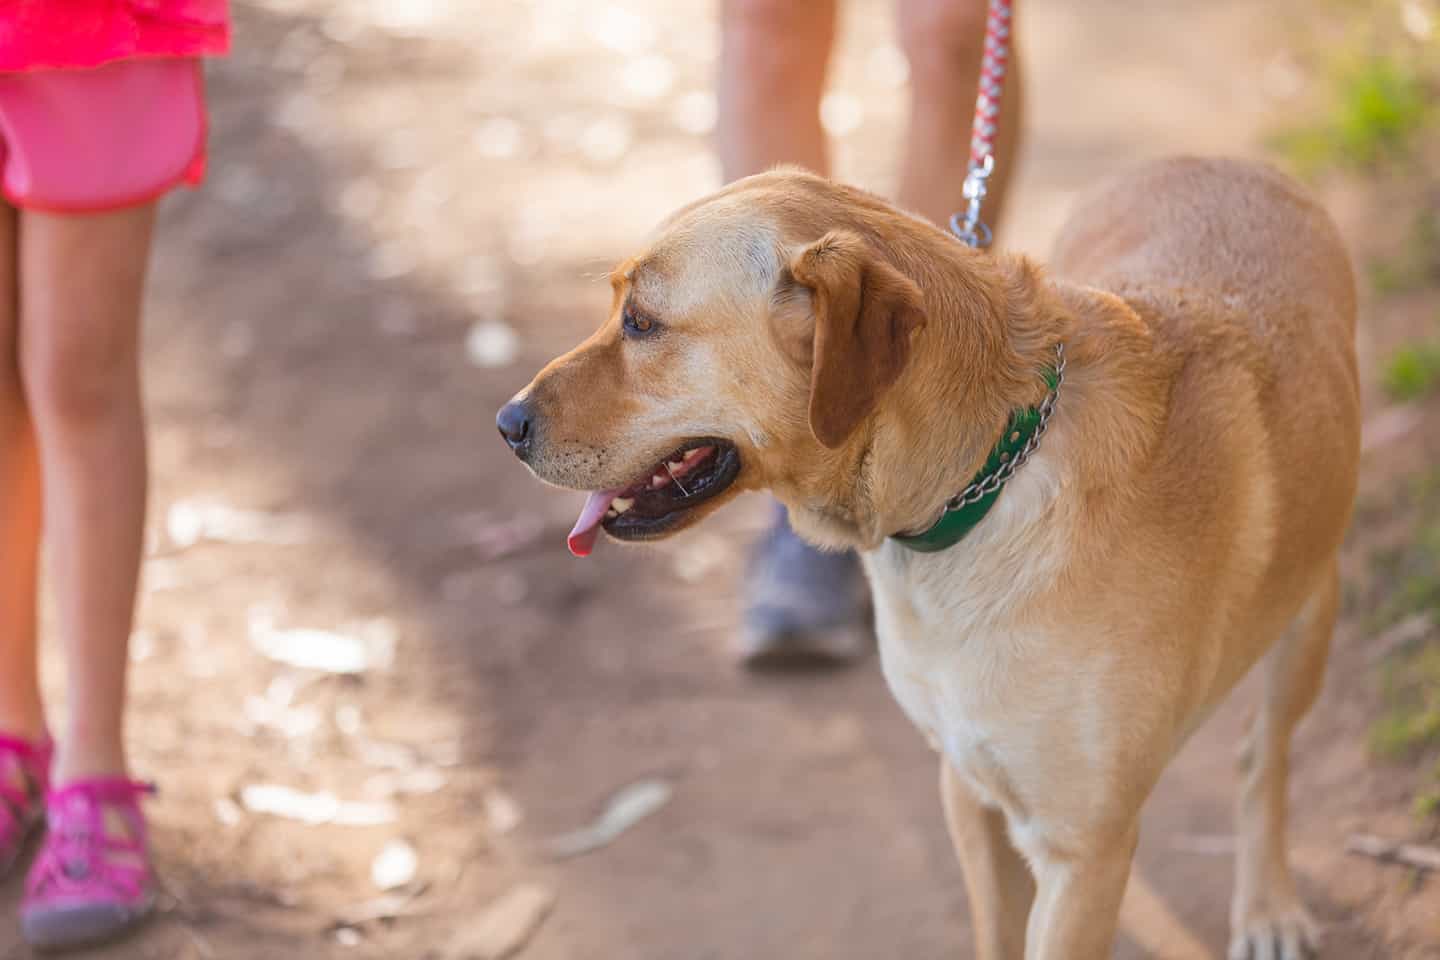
top-left (25, 335), bottom-right (138, 427)
top-left (897, 0), bottom-right (989, 81)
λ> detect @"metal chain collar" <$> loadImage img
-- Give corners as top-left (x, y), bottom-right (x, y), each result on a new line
top-left (942, 342), bottom-right (1066, 515)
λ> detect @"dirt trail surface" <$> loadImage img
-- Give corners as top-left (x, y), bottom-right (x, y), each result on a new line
top-left (2, 1), bottom-right (1436, 958)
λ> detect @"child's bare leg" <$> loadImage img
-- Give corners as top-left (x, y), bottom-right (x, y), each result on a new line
top-left (896, 0), bottom-right (1024, 232)
top-left (0, 201), bottom-right (45, 743)
top-left (18, 205), bottom-right (153, 783)
top-left (717, 0), bottom-right (837, 181)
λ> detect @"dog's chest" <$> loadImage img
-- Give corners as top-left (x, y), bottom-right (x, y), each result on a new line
top-left (863, 548), bottom-right (1046, 811)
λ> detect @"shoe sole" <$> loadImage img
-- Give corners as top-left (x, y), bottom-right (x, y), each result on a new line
top-left (739, 623), bottom-right (871, 672)
top-left (22, 895), bottom-right (155, 953)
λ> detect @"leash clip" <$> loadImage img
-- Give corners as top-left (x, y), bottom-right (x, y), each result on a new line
top-left (949, 154), bottom-right (994, 249)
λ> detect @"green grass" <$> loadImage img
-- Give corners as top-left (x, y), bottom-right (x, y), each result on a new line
top-left (1381, 338), bottom-right (1440, 401)
top-left (1370, 634), bottom-right (1440, 825)
top-left (1332, 57), bottom-right (1428, 163)
top-left (1372, 640), bottom-right (1440, 758)
top-left (1368, 469), bottom-right (1440, 822)
top-left (1370, 472), bottom-right (1440, 628)
top-left (1415, 771), bottom-right (1440, 818)
top-left (1272, 53), bottom-right (1432, 175)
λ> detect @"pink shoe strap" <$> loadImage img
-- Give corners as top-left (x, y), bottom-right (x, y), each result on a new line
top-left (27, 778), bottom-right (156, 901)
top-left (0, 732), bottom-right (53, 759)
top-left (0, 732), bottom-right (53, 771)
top-left (46, 777), bottom-right (155, 809)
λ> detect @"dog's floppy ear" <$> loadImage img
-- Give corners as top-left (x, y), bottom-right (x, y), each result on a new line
top-left (784, 230), bottom-right (926, 448)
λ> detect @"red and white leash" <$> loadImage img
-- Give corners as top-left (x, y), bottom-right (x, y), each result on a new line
top-left (949, 0), bottom-right (1014, 249)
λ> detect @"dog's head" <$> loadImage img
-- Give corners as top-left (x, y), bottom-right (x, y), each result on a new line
top-left (498, 169), bottom-right (932, 556)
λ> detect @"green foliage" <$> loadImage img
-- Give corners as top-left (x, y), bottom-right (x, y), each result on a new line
top-left (1368, 469), bottom-right (1440, 822)
top-left (1332, 57), bottom-right (1428, 163)
top-left (1370, 638), bottom-right (1440, 759)
top-left (1381, 338), bottom-right (1440, 401)
top-left (1371, 472), bottom-right (1440, 629)
top-left (1272, 53), bottom-right (1432, 175)
top-left (1414, 776), bottom-right (1440, 818)
top-left (1371, 638), bottom-right (1440, 825)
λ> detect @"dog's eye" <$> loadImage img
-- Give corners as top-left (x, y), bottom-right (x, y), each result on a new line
top-left (622, 304), bottom-right (658, 338)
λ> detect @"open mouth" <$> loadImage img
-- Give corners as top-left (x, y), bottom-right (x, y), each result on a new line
top-left (567, 439), bottom-right (741, 557)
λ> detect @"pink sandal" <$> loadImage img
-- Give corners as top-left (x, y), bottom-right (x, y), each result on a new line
top-left (0, 732), bottom-right (51, 879)
top-left (21, 778), bottom-right (157, 951)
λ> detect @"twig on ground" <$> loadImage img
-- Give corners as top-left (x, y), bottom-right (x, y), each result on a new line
top-left (335, 882), bottom-right (431, 927)
top-left (1366, 613), bottom-right (1436, 665)
top-left (1346, 833), bottom-right (1440, 871)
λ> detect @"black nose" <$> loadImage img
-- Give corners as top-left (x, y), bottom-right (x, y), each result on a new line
top-left (496, 400), bottom-right (533, 455)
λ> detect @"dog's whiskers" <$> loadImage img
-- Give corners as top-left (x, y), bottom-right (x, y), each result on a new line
top-left (665, 462), bottom-right (691, 496)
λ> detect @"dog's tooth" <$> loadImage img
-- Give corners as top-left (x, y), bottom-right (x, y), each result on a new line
top-left (612, 497), bottom-right (634, 514)
top-left (606, 508), bottom-right (618, 518)
top-left (667, 460), bottom-right (685, 472)
top-left (651, 474), bottom-right (668, 488)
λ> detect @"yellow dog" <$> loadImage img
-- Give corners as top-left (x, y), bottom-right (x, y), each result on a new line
top-left (498, 157), bottom-right (1360, 960)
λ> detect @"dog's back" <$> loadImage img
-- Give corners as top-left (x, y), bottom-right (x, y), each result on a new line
top-left (1050, 156), bottom-right (1355, 339)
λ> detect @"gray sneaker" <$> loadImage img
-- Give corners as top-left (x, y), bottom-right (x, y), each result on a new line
top-left (739, 506), bottom-right (872, 669)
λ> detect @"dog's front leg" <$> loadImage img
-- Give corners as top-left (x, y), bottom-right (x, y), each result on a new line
top-left (940, 760), bottom-right (1034, 960)
top-left (1022, 826), bottom-right (1137, 960)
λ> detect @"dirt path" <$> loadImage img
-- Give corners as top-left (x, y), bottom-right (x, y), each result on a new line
top-left (2, 1), bottom-right (1434, 958)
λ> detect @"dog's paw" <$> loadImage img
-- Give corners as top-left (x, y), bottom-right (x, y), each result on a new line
top-left (1228, 901), bottom-right (1321, 960)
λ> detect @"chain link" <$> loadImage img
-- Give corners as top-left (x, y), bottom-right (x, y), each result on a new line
top-left (942, 342), bottom-right (1066, 515)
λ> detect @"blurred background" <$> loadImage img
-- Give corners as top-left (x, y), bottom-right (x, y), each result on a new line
top-left (3, 0), bottom-right (1438, 956)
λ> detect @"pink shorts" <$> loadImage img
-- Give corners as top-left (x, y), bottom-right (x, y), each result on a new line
top-left (0, 58), bottom-right (207, 213)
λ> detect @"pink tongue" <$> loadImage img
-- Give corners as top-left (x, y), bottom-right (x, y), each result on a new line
top-left (567, 489), bottom-right (622, 557)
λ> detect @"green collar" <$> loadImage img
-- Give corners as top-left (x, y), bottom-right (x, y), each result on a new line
top-left (891, 348), bottom-right (1064, 553)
